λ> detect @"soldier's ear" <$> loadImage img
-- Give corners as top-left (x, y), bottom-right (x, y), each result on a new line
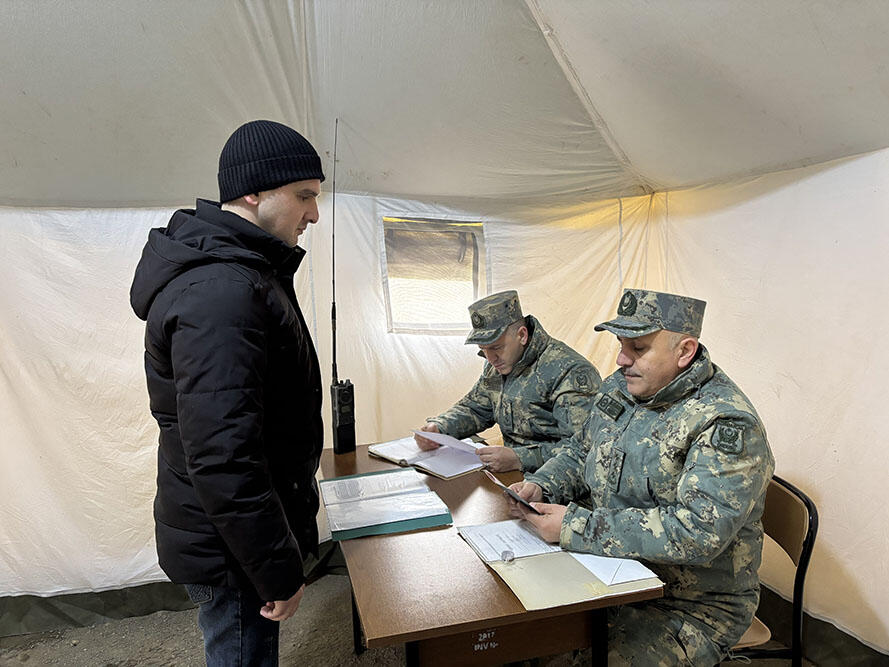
top-left (517, 326), bottom-right (529, 345)
top-left (676, 337), bottom-right (699, 369)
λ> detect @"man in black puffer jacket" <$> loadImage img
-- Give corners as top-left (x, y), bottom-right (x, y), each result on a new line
top-left (130, 120), bottom-right (325, 666)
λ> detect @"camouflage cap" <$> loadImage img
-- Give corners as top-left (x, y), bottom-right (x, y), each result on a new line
top-left (595, 289), bottom-right (706, 338)
top-left (465, 290), bottom-right (524, 345)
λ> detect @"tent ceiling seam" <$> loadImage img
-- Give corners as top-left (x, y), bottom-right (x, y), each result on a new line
top-left (617, 197), bottom-right (624, 290)
top-left (524, 0), bottom-right (654, 196)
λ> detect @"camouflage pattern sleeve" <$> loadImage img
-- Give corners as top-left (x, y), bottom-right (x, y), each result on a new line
top-left (559, 411), bottom-right (774, 562)
top-left (511, 443), bottom-right (544, 472)
top-left (427, 367), bottom-right (497, 439)
top-left (512, 361), bottom-right (600, 472)
top-left (524, 412), bottom-right (596, 504)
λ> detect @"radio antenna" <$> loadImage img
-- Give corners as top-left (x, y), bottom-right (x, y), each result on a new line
top-left (329, 117), bottom-right (356, 454)
top-left (331, 117), bottom-right (339, 384)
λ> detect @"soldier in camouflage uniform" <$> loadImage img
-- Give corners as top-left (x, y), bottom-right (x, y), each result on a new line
top-left (510, 289), bottom-right (775, 666)
top-left (415, 290), bottom-right (601, 473)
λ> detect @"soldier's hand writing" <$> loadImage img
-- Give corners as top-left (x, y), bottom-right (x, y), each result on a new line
top-left (260, 584), bottom-right (305, 622)
top-left (413, 423), bottom-right (441, 451)
top-left (506, 481), bottom-right (543, 518)
top-left (522, 503), bottom-right (567, 543)
top-left (476, 445), bottom-right (520, 472)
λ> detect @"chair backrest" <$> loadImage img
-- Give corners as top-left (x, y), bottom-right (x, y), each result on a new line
top-left (762, 476), bottom-right (816, 566)
top-left (735, 475), bottom-right (818, 666)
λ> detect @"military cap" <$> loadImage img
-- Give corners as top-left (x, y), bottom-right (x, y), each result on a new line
top-left (595, 289), bottom-right (706, 338)
top-left (465, 290), bottom-right (524, 345)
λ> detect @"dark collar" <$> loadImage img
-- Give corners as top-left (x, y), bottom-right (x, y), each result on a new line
top-left (196, 199), bottom-right (305, 274)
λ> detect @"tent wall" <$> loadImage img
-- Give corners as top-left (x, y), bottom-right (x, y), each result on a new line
top-left (1, 149), bottom-right (888, 653)
top-left (653, 152), bottom-right (889, 654)
top-left (0, 208), bottom-right (171, 593)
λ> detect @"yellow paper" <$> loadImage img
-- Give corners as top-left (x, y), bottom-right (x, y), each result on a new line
top-left (489, 551), bottom-right (661, 611)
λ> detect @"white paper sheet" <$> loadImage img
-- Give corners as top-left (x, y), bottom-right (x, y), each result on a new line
top-left (569, 553), bottom-right (658, 585)
top-left (458, 519), bottom-right (560, 562)
top-left (413, 448), bottom-right (482, 478)
top-left (368, 436), bottom-right (483, 478)
top-left (368, 436), bottom-right (431, 463)
top-left (410, 430), bottom-right (483, 454)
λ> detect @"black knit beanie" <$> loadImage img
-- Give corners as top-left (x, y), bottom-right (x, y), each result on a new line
top-left (217, 120), bottom-right (326, 202)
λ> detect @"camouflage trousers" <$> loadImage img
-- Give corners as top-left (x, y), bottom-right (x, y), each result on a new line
top-left (606, 603), bottom-right (725, 667)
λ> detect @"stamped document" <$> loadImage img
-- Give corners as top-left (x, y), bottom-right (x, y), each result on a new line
top-left (458, 519), bottom-right (560, 562)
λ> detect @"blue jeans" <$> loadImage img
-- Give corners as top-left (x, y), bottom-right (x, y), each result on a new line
top-left (185, 584), bottom-right (279, 667)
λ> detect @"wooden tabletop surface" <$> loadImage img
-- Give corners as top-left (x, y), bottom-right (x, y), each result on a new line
top-left (320, 446), bottom-right (662, 649)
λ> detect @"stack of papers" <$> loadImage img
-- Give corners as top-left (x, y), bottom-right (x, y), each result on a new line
top-left (320, 468), bottom-right (452, 540)
top-left (368, 433), bottom-right (483, 479)
top-left (458, 519), bottom-right (662, 610)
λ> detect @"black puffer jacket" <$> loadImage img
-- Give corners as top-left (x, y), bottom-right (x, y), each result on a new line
top-left (130, 199), bottom-right (322, 601)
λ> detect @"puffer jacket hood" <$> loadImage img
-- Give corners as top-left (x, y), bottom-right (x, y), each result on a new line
top-left (130, 199), bottom-right (301, 320)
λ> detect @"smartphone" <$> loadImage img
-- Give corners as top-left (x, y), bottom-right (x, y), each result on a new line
top-left (483, 469), bottom-right (543, 515)
top-left (501, 485), bottom-right (543, 515)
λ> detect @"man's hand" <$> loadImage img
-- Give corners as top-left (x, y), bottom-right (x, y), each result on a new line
top-left (506, 482), bottom-right (566, 542)
top-left (414, 422), bottom-right (441, 451)
top-left (260, 584), bottom-right (305, 622)
top-left (476, 445), bottom-right (520, 472)
top-left (522, 503), bottom-right (568, 543)
top-left (506, 481), bottom-right (543, 518)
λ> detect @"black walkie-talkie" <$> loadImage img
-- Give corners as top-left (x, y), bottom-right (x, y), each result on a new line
top-left (330, 118), bottom-right (356, 454)
top-left (330, 374), bottom-right (355, 454)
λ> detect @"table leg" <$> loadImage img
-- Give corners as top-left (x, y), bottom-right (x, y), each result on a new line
top-left (591, 607), bottom-right (608, 666)
top-left (405, 640), bottom-right (419, 666)
top-left (351, 587), bottom-right (365, 655)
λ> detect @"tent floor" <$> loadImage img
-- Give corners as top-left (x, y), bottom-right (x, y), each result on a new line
top-left (0, 573), bottom-right (404, 666)
top-left (0, 573), bottom-right (826, 667)
top-left (1, 568), bottom-right (884, 665)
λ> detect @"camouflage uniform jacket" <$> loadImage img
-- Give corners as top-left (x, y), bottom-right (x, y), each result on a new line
top-left (429, 316), bottom-right (600, 473)
top-left (526, 345), bottom-right (775, 650)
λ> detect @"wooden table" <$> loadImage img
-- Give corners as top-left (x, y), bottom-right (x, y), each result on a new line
top-left (320, 446), bottom-right (662, 666)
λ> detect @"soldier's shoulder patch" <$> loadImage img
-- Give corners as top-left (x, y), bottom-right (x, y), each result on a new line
top-left (596, 394), bottom-right (625, 420)
top-left (574, 368), bottom-right (593, 391)
top-left (711, 420), bottom-right (744, 454)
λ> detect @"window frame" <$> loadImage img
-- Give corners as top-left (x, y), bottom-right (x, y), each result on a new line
top-left (379, 216), bottom-right (490, 335)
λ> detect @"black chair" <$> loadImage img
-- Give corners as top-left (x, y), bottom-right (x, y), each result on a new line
top-left (731, 475), bottom-right (818, 667)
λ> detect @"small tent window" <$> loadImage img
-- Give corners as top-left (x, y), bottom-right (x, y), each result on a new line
top-left (381, 217), bottom-right (489, 334)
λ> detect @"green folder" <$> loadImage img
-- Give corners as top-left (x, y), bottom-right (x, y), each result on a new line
top-left (321, 469), bottom-right (453, 541)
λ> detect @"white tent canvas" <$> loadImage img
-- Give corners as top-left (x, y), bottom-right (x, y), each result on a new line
top-left (1, 0), bottom-right (888, 655)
